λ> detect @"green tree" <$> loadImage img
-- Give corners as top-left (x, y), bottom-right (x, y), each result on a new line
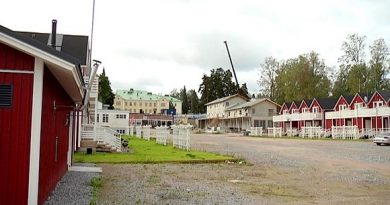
top-left (198, 68), bottom-right (239, 112)
top-left (98, 68), bottom-right (115, 109)
top-left (180, 86), bottom-right (189, 114)
top-left (258, 56), bottom-right (279, 101)
top-left (273, 52), bottom-right (331, 104)
top-left (367, 38), bottom-right (390, 91)
top-left (238, 83), bottom-right (249, 98)
top-left (187, 89), bottom-right (200, 114)
top-left (334, 33), bottom-right (367, 95)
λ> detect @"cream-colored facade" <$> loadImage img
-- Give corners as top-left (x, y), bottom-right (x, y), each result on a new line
top-left (205, 94), bottom-right (248, 118)
top-left (114, 89), bottom-right (182, 114)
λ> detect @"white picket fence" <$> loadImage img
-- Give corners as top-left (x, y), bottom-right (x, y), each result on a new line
top-left (135, 126), bottom-right (142, 138)
top-left (129, 126), bottom-right (134, 136)
top-left (301, 127), bottom-right (322, 138)
top-left (267, 127), bottom-right (282, 137)
top-left (155, 126), bottom-right (169, 145)
top-left (249, 127), bottom-right (263, 136)
top-left (142, 125), bottom-right (152, 140)
top-left (172, 125), bottom-right (192, 151)
top-left (332, 126), bottom-right (359, 139)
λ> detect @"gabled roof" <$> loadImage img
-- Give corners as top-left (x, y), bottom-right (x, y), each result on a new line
top-left (288, 101), bottom-right (299, 111)
top-left (0, 24), bottom-right (84, 102)
top-left (205, 94), bottom-right (248, 106)
top-left (314, 97), bottom-right (338, 110)
top-left (0, 25), bottom-right (82, 65)
top-left (377, 91), bottom-right (390, 102)
top-left (299, 99), bottom-right (312, 110)
top-left (344, 95), bottom-right (354, 104)
top-left (225, 98), bottom-right (280, 111)
top-left (333, 95), bottom-right (354, 110)
top-left (358, 92), bottom-right (373, 104)
top-left (17, 31), bottom-right (88, 65)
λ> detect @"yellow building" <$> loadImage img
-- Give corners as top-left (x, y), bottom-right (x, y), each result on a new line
top-left (114, 89), bottom-right (182, 114)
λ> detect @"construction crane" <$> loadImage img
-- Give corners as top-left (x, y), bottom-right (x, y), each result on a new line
top-left (223, 41), bottom-right (240, 89)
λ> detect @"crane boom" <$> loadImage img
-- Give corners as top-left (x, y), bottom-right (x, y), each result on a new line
top-left (224, 41), bottom-right (240, 89)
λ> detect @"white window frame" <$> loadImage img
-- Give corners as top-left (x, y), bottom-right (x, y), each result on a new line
top-left (339, 104), bottom-right (347, 111)
top-left (355, 102), bottom-right (363, 109)
top-left (312, 107), bottom-right (319, 113)
top-left (302, 108), bottom-right (308, 113)
top-left (373, 101), bottom-right (383, 108)
top-left (102, 114), bottom-right (109, 123)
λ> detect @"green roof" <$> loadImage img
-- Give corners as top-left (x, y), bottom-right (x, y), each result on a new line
top-left (116, 89), bottom-right (181, 102)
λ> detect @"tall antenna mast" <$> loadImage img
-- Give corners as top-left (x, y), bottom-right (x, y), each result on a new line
top-left (88, 0), bottom-right (96, 72)
top-left (224, 41), bottom-right (240, 89)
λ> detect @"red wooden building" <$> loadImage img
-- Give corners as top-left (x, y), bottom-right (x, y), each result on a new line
top-left (0, 22), bottom-right (87, 205)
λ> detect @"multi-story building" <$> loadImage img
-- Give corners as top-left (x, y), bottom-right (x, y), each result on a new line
top-left (200, 94), bottom-right (280, 131)
top-left (114, 89), bottom-right (182, 114)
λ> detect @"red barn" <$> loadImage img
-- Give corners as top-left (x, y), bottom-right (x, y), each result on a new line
top-left (0, 23), bottom-right (87, 205)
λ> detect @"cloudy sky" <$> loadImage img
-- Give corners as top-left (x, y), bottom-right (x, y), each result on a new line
top-left (2, 0), bottom-right (390, 95)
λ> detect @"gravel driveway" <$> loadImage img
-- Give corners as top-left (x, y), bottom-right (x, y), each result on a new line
top-left (98, 134), bottom-right (390, 205)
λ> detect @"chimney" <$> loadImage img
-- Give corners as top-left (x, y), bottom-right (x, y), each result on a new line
top-left (51, 19), bottom-right (57, 48)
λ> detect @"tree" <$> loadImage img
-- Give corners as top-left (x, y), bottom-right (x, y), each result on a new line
top-left (334, 33), bottom-right (367, 95)
top-left (367, 38), bottom-right (390, 91)
top-left (258, 56), bottom-right (279, 101)
top-left (170, 89), bottom-right (180, 99)
top-left (198, 68), bottom-right (239, 112)
top-left (180, 86), bottom-right (189, 114)
top-left (98, 68), bottom-right (115, 109)
top-left (238, 83), bottom-right (249, 98)
top-left (187, 89), bottom-right (200, 114)
top-left (272, 52), bottom-right (331, 104)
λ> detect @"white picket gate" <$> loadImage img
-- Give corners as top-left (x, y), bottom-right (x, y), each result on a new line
top-left (249, 127), bottom-right (263, 136)
top-left (267, 127), bottom-right (282, 137)
top-left (331, 126), bottom-right (359, 139)
top-left (135, 126), bottom-right (142, 138)
top-left (155, 126), bottom-right (169, 145)
top-left (142, 125), bottom-right (152, 140)
top-left (301, 127), bottom-right (322, 138)
top-left (171, 125), bottom-right (192, 151)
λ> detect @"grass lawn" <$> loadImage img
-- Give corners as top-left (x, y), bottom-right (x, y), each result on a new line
top-left (74, 136), bottom-right (234, 163)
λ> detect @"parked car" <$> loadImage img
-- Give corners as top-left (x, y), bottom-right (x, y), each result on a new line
top-left (373, 133), bottom-right (390, 146)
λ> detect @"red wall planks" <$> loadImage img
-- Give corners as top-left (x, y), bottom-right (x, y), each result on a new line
top-left (0, 43), bottom-right (34, 205)
top-left (38, 66), bottom-right (73, 205)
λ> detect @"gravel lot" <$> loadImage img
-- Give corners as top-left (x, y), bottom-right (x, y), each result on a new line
top-left (98, 134), bottom-right (390, 204)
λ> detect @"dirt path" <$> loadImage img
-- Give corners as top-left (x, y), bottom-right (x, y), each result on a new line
top-left (98, 134), bottom-right (390, 205)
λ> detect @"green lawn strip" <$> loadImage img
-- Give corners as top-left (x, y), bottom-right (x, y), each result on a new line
top-left (75, 136), bottom-right (234, 163)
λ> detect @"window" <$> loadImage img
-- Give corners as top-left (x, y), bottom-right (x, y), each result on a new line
top-left (239, 110), bottom-right (242, 115)
top-left (149, 102), bottom-right (152, 106)
top-left (312, 107), bottom-right (319, 113)
top-left (145, 102), bottom-right (148, 106)
top-left (268, 109), bottom-right (275, 116)
top-left (161, 103), bottom-right (166, 107)
top-left (97, 114), bottom-right (99, 122)
top-left (252, 108), bottom-right (255, 114)
top-left (225, 102), bottom-right (229, 107)
top-left (267, 120), bottom-right (273, 128)
top-left (292, 109), bottom-right (298, 114)
top-left (116, 101), bottom-right (121, 106)
top-left (0, 84), bottom-right (13, 108)
top-left (130, 102), bottom-right (132, 106)
top-left (302, 108), bottom-right (308, 113)
top-left (283, 110), bottom-right (288, 114)
top-left (102, 114), bottom-right (109, 123)
top-left (355, 102), bottom-right (363, 109)
top-left (125, 102), bottom-right (127, 106)
top-left (339, 104), bottom-right (347, 110)
top-left (154, 103), bottom-right (156, 107)
top-left (374, 101), bottom-right (383, 108)
top-left (116, 114), bottom-right (126, 119)
top-left (116, 129), bottom-right (125, 134)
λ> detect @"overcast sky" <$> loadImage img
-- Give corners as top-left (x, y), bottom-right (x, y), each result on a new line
top-left (2, 0), bottom-right (390, 95)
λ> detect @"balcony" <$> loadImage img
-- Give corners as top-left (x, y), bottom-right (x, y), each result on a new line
top-left (326, 106), bottom-right (390, 119)
top-left (273, 112), bottom-right (322, 122)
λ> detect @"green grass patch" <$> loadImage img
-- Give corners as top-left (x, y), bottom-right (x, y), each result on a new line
top-left (75, 136), bottom-right (234, 163)
top-left (89, 176), bottom-right (103, 205)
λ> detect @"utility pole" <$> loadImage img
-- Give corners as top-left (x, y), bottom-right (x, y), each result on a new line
top-left (224, 41), bottom-right (240, 89)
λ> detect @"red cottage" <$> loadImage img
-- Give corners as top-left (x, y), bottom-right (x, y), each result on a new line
top-left (0, 23), bottom-right (87, 205)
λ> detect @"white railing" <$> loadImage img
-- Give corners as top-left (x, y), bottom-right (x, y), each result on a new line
top-left (360, 128), bottom-right (390, 138)
top-left (135, 126), bottom-right (142, 138)
top-left (301, 127), bottom-right (322, 138)
top-left (273, 112), bottom-right (322, 122)
top-left (156, 126), bottom-right (169, 145)
top-left (172, 125), bottom-right (192, 151)
top-left (142, 125), bottom-right (152, 141)
top-left (286, 128), bottom-right (299, 137)
top-left (129, 126), bottom-right (134, 136)
top-left (267, 127), bottom-right (282, 137)
top-left (249, 127), bottom-right (263, 136)
top-left (331, 126), bottom-right (359, 140)
top-left (81, 124), bottom-right (122, 152)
